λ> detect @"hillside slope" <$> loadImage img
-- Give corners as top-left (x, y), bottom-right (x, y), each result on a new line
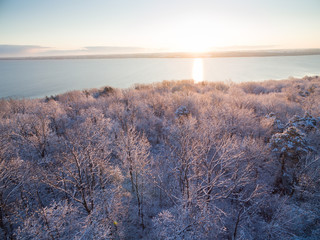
top-left (0, 76), bottom-right (320, 239)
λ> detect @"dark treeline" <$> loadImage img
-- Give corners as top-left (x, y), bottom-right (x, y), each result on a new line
top-left (0, 76), bottom-right (320, 239)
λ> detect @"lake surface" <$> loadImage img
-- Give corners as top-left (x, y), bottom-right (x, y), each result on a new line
top-left (1, 55), bottom-right (320, 99)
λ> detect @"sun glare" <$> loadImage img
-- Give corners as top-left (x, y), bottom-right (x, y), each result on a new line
top-left (170, 16), bottom-right (219, 53)
top-left (180, 39), bottom-right (211, 52)
top-left (192, 58), bottom-right (203, 83)
top-left (176, 35), bottom-right (213, 53)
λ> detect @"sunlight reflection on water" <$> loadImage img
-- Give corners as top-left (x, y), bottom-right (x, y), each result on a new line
top-left (192, 58), bottom-right (203, 83)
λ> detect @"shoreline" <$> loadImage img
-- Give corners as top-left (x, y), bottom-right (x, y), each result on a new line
top-left (2, 75), bottom-right (319, 101)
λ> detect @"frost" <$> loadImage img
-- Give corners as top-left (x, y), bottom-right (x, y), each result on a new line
top-left (1, 77), bottom-right (320, 239)
top-left (175, 105), bottom-right (190, 118)
top-left (287, 113), bottom-right (319, 133)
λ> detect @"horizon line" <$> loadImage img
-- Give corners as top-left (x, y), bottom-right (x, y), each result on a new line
top-left (1, 48), bottom-right (320, 60)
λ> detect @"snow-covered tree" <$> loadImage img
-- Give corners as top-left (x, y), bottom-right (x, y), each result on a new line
top-left (117, 126), bottom-right (151, 229)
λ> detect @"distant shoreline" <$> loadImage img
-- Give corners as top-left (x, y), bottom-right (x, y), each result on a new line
top-left (1, 49), bottom-right (320, 60)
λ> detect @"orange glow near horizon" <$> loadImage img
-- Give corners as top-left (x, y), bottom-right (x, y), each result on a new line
top-left (192, 58), bottom-right (203, 83)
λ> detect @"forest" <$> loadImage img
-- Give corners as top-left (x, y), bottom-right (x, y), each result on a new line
top-left (0, 76), bottom-right (319, 239)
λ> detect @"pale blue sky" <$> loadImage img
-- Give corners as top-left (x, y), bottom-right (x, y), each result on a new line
top-left (0, 0), bottom-right (320, 56)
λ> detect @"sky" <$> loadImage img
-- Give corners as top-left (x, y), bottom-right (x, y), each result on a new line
top-left (0, 0), bottom-right (320, 57)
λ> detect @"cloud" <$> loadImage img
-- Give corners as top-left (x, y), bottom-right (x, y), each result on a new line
top-left (0, 45), bottom-right (50, 57)
top-left (0, 45), bottom-right (159, 57)
top-left (214, 45), bottom-right (279, 51)
top-left (83, 46), bottom-right (149, 54)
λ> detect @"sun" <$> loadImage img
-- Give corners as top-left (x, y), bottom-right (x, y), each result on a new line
top-left (169, 15), bottom-right (217, 53)
top-left (182, 42), bottom-right (210, 53)
top-left (178, 34), bottom-right (211, 52)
